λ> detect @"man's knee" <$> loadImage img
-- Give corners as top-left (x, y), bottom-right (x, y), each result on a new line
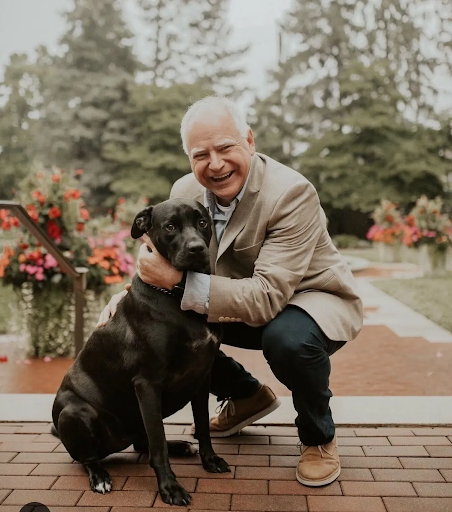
top-left (262, 307), bottom-right (327, 371)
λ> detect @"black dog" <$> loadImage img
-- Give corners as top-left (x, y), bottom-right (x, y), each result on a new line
top-left (52, 198), bottom-right (229, 506)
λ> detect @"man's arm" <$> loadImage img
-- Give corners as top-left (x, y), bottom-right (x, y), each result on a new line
top-left (207, 181), bottom-right (322, 326)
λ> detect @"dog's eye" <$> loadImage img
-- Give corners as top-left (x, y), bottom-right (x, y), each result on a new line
top-left (199, 219), bottom-right (208, 228)
top-left (166, 223), bottom-right (175, 231)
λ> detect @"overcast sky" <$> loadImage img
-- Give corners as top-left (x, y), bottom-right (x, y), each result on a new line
top-left (0, 0), bottom-right (451, 112)
top-left (0, 0), bottom-right (292, 108)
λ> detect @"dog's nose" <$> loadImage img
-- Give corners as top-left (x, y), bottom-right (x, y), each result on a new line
top-left (187, 242), bottom-right (205, 254)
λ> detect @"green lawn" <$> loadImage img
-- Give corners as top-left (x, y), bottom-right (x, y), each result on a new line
top-left (373, 276), bottom-right (452, 333)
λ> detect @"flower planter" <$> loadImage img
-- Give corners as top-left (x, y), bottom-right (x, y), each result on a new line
top-left (374, 242), bottom-right (402, 263)
top-left (11, 283), bottom-right (106, 358)
top-left (417, 244), bottom-right (448, 276)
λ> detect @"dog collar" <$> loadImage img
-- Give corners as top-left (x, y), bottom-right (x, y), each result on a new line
top-left (149, 285), bottom-right (179, 298)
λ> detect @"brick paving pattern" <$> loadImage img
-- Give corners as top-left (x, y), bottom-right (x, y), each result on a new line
top-left (0, 424), bottom-right (452, 511)
top-left (2, 316), bottom-right (452, 396)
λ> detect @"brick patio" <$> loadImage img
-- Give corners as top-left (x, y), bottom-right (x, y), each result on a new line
top-left (1, 423), bottom-right (452, 511)
top-left (1, 260), bottom-right (452, 509)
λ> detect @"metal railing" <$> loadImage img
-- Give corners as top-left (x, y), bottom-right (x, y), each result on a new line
top-left (0, 200), bottom-right (87, 356)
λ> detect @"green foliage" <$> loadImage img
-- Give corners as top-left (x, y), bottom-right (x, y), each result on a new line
top-left (300, 60), bottom-right (448, 212)
top-left (103, 82), bottom-right (211, 202)
top-left (35, 0), bottom-right (141, 207)
top-left (0, 54), bottom-right (38, 198)
top-left (138, 0), bottom-right (249, 94)
top-left (0, 284), bottom-right (15, 334)
top-left (332, 234), bottom-right (367, 249)
top-left (253, 0), bottom-right (452, 221)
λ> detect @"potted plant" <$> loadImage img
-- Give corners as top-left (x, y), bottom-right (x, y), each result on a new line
top-left (405, 196), bottom-right (452, 276)
top-left (0, 167), bottom-right (136, 357)
top-left (366, 200), bottom-right (404, 262)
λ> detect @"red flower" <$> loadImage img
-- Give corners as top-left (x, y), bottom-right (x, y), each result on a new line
top-left (75, 169), bottom-right (83, 176)
top-left (48, 206), bottom-right (62, 219)
top-left (76, 222), bottom-right (85, 232)
top-left (80, 208), bottom-right (90, 220)
top-left (26, 204), bottom-right (39, 222)
top-left (63, 189), bottom-right (82, 202)
top-left (37, 172), bottom-right (44, 180)
top-left (51, 174), bottom-right (61, 183)
top-left (28, 249), bottom-right (43, 261)
top-left (31, 190), bottom-right (46, 206)
top-left (117, 197), bottom-right (126, 205)
top-left (47, 220), bottom-right (62, 241)
top-left (1, 220), bottom-right (11, 230)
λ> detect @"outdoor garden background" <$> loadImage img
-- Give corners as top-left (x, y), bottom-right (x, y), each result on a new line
top-left (0, 0), bottom-right (451, 392)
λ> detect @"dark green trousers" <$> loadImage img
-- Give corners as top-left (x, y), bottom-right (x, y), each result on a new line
top-left (210, 306), bottom-right (346, 446)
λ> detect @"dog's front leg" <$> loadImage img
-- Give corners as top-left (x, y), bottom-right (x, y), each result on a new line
top-left (191, 373), bottom-right (230, 473)
top-left (134, 378), bottom-right (191, 506)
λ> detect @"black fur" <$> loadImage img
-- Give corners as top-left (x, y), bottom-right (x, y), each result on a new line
top-left (52, 198), bottom-right (229, 506)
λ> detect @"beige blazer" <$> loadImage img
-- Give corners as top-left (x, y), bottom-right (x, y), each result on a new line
top-left (170, 153), bottom-right (363, 342)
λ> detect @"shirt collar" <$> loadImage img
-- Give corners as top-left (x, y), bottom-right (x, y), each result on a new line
top-left (204, 166), bottom-right (252, 215)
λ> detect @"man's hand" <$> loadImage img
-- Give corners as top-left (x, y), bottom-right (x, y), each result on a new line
top-left (96, 284), bottom-right (131, 327)
top-left (136, 234), bottom-right (183, 290)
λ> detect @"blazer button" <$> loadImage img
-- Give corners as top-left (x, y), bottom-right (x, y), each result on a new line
top-left (219, 316), bottom-right (225, 322)
top-left (230, 317), bottom-right (236, 321)
top-left (224, 317), bottom-right (231, 322)
top-left (236, 318), bottom-right (242, 322)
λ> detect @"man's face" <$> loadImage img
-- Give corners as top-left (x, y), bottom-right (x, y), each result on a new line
top-left (186, 111), bottom-right (256, 206)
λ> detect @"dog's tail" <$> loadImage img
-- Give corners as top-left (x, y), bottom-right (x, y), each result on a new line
top-left (50, 425), bottom-right (60, 439)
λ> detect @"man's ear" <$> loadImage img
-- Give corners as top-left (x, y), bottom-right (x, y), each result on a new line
top-left (131, 206), bottom-right (153, 239)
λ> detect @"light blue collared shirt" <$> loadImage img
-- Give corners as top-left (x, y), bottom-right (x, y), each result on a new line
top-left (180, 170), bottom-right (251, 315)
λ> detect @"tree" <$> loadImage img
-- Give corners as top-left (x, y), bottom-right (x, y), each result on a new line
top-left (137, 0), bottom-right (248, 94)
top-left (300, 60), bottom-right (447, 214)
top-left (0, 54), bottom-right (38, 198)
top-left (102, 82), bottom-right (210, 202)
top-left (37, 0), bottom-right (141, 207)
top-left (252, 0), bottom-right (452, 235)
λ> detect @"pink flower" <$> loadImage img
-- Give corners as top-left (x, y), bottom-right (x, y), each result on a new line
top-left (35, 269), bottom-right (45, 281)
top-left (44, 253), bottom-right (58, 269)
top-left (19, 264), bottom-right (26, 272)
top-left (25, 265), bottom-right (38, 275)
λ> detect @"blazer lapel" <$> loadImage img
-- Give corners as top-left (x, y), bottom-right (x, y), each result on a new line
top-left (215, 153), bottom-right (264, 263)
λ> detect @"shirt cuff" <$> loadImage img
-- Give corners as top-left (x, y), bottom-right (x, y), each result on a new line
top-left (181, 271), bottom-right (210, 314)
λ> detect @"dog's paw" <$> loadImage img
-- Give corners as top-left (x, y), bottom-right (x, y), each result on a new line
top-left (160, 481), bottom-right (192, 506)
top-left (89, 472), bottom-right (113, 494)
top-left (202, 455), bottom-right (231, 473)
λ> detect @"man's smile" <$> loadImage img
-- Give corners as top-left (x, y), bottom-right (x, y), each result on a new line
top-left (211, 171), bottom-right (234, 182)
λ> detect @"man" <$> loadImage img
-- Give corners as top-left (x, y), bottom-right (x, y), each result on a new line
top-left (99, 96), bottom-right (363, 486)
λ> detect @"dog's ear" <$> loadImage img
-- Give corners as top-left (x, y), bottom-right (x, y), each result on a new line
top-left (131, 206), bottom-right (153, 239)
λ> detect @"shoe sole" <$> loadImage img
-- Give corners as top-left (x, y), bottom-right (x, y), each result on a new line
top-left (209, 398), bottom-right (282, 438)
top-left (296, 466), bottom-right (341, 487)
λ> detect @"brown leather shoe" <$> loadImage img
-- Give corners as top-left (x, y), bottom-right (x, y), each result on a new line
top-left (209, 385), bottom-right (281, 438)
top-left (296, 435), bottom-right (340, 486)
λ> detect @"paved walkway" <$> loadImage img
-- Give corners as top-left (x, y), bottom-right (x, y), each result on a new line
top-left (1, 423), bottom-right (452, 511)
top-left (1, 261), bottom-right (452, 396)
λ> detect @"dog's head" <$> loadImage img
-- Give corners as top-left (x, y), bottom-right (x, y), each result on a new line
top-left (131, 199), bottom-right (212, 273)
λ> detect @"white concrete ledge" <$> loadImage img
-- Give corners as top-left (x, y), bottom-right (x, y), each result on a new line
top-left (1, 394), bottom-right (451, 426)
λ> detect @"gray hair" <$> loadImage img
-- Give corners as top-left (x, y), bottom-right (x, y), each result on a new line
top-left (180, 96), bottom-right (251, 155)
